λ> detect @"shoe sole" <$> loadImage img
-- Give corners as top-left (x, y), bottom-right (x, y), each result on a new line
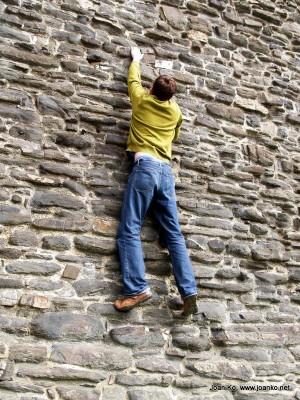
top-left (115, 293), bottom-right (152, 312)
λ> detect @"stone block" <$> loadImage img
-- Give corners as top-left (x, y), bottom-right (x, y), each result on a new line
top-left (33, 218), bottom-right (92, 232)
top-left (242, 144), bottom-right (275, 167)
top-left (42, 235), bottom-right (71, 250)
top-left (17, 365), bottom-right (105, 382)
top-left (110, 326), bottom-right (166, 348)
top-left (102, 387), bottom-right (127, 400)
top-left (0, 205), bottom-right (31, 225)
top-left (197, 301), bottom-right (227, 322)
top-left (0, 43), bottom-right (59, 68)
top-left (6, 261), bottom-right (61, 276)
top-left (10, 345), bottom-right (47, 362)
top-left (0, 290), bottom-right (19, 306)
top-left (9, 230), bottom-right (38, 247)
top-left (116, 373), bottom-right (173, 387)
top-left (186, 360), bottom-right (254, 381)
top-left (206, 103), bottom-right (244, 123)
top-left (31, 312), bottom-right (104, 340)
top-left (235, 98), bottom-right (269, 115)
top-left (31, 191), bottom-right (86, 210)
top-left (51, 343), bottom-right (132, 370)
top-left (252, 241), bottom-right (289, 262)
top-left (0, 316), bottom-right (29, 335)
top-left (160, 6), bottom-right (188, 31)
top-left (56, 386), bottom-right (101, 400)
top-left (74, 236), bottom-right (116, 254)
top-left (128, 389), bottom-right (174, 400)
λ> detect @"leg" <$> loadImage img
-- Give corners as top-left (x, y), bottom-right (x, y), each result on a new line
top-left (152, 166), bottom-right (197, 299)
top-left (116, 162), bottom-right (156, 297)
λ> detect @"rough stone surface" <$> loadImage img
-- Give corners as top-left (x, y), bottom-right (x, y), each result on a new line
top-left (0, 0), bottom-right (299, 399)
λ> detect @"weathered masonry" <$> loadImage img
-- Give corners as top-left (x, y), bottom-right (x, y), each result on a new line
top-left (0, 0), bottom-right (299, 399)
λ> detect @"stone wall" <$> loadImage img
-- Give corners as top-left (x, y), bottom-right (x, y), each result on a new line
top-left (0, 0), bottom-right (300, 399)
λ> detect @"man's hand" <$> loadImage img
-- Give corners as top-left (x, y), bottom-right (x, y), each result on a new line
top-left (131, 47), bottom-right (144, 62)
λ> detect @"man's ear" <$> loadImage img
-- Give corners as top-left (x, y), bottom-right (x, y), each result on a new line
top-left (149, 85), bottom-right (153, 95)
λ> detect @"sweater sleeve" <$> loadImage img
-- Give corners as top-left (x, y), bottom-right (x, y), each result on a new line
top-left (128, 61), bottom-right (146, 101)
top-left (173, 110), bottom-right (183, 142)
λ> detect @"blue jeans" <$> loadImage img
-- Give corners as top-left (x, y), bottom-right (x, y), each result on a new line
top-left (117, 156), bottom-right (197, 298)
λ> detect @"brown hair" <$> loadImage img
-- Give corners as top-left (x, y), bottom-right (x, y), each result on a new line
top-left (152, 75), bottom-right (176, 101)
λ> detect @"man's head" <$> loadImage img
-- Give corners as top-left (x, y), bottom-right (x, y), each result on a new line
top-left (150, 75), bottom-right (176, 101)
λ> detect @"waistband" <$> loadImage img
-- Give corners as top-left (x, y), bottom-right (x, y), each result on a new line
top-left (134, 155), bottom-right (170, 167)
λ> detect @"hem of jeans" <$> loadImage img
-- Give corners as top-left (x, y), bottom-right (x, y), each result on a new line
top-left (123, 287), bottom-right (151, 297)
top-left (182, 292), bottom-right (197, 299)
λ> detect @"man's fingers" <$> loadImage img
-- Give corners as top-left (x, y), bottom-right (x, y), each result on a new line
top-left (131, 47), bottom-right (144, 62)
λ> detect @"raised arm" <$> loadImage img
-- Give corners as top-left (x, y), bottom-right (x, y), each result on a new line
top-left (127, 47), bottom-right (145, 101)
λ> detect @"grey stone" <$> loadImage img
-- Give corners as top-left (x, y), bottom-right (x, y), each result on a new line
top-left (208, 182), bottom-right (249, 197)
top-left (51, 343), bottom-right (132, 370)
top-left (10, 345), bottom-right (47, 362)
top-left (31, 191), bottom-right (86, 210)
top-left (0, 380), bottom-right (44, 394)
top-left (252, 242), bottom-right (289, 262)
top-left (33, 218), bottom-right (92, 232)
top-left (221, 348), bottom-right (270, 362)
top-left (110, 326), bottom-right (166, 348)
top-left (9, 230), bottom-right (38, 247)
top-left (171, 327), bottom-right (211, 352)
top-left (289, 268), bottom-right (300, 282)
top-left (128, 389), bottom-right (174, 400)
top-left (0, 278), bottom-right (24, 288)
top-left (42, 236), bottom-right (71, 250)
top-left (73, 279), bottom-right (112, 297)
top-left (0, 43), bottom-right (59, 68)
top-left (160, 6), bottom-right (187, 30)
top-left (0, 247), bottom-right (22, 259)
top-left (252, 9), bottom-right (282, 26)
top-left (40, 162), bottom-right (82, 178)
top-left (195, 114), bottom-right (220, 130)
top-left (174, 377), bottom-right (206, 388)
top-left (287, 113), bottom-right (300, 125)
top-left (54, 131), bottom-right (93, 149)
top-left (226, 241), bottom-right (251, 258)
top-left (215, 268), bottom-right (240, 279)
top-left (187, 360), bottom-right (254, 381)
top-left (230, 311), bottom-right (264, 323)
top-left (74, 236), bottom-right (116, 254)
top-left (116, 373), bottom-right (173, 386)
top-left (0, 316), bottom-right (29, 334)
top-left (0, 205), bottom-right (31, 225)
top-left (63, 180), bottom-right (86, 196)
top-left (254, 271), bottom-right (288, 285)
top-left (6, 261), bottom-right (61, 276)
top-left (31, 312), bottom-right (104, 340)
top-left (0, 24), bottom-right (31, 42)
top-left (56, 386), bottom-right (101, 400)
top-left (197, 301), bottom-right (227, 322)
top-left (91, 17), bottom-right (125, 35)
top-left (0, 188), bottom-right (9, 201)
top-left (28, 279), bottom-right (63, 291)
top-left (17, 365), bottom-right (105, 382)
top-left (136, 358), bottom-right (178, 374)
top-left (102, 387), bottom-right (127, 400)
top-left (208, 239), bottom-right (226, 253)
top-left (208, 37), bottom-right (237, 51)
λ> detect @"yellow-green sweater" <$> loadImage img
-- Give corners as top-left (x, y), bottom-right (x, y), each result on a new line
top-left (126, 61), bottom-right (182, 161)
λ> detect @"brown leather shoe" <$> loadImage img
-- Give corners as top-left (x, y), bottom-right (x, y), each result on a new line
top-left (114, 290), bottom-right (152, 311)
top-left (181, 294), bottom-right (198, 316)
